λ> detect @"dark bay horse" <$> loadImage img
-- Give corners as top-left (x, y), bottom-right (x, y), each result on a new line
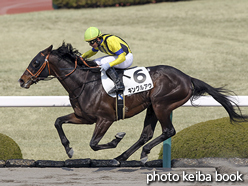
top-left (19, 43), bottom-right (247, 165)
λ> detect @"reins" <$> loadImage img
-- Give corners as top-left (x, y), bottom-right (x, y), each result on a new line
top-left (65, 57), bottom-right (78, 77)
top-left (79, 56), bottom-right (100, 69)
top-left (26, 53), bottom-right (99, 82)
top-left (26, 53), bottom-right (101, 101)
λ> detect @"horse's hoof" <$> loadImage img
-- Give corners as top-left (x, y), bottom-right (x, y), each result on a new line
top-left (115, 132), bottom-right (126, 139)
top-left (67, 148), bottom-right (74, 158)
top-left (140, 156), bottom-right (148, 164)
top-left (109, 159), bottom-right (120, 166)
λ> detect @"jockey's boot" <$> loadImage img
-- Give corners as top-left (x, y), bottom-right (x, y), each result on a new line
top-left (106, 67), bottom-right (124, 94)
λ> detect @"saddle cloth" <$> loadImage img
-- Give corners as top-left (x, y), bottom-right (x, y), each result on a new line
top-left (101, 67), bottom-right (154, 97)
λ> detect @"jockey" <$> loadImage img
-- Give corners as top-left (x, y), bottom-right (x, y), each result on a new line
top-left (82, 27), bottom-right (133, 94)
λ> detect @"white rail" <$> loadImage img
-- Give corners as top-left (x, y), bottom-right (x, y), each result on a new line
top-left (0, 96), bottom-right (248, 107)
top-left (0, 96), bottom-right (71, 107)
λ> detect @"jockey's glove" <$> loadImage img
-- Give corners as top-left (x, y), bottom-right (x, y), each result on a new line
top-left (100, 63), bottom-right (110, 71)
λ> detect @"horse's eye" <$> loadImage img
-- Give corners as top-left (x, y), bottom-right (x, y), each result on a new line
top-left (33, 61), bottom-right (40, 68)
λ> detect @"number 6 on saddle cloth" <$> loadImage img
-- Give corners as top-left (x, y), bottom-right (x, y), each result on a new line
top-left (101, 67), bottom-right (154, 120)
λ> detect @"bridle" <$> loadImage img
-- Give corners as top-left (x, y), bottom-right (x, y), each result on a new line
top-left (26, 53), bottom-right (79, 83)
top-left (26, 53), bottom-right (51, 80)
top-left (26, 53), bottom-right (99, 83)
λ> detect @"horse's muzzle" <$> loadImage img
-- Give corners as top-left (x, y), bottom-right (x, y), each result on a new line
top-left (18, 78), bottom-right (32, 89)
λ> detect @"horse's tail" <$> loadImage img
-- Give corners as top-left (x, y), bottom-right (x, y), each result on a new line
top-left (190, 78), bottom-right (248, 123)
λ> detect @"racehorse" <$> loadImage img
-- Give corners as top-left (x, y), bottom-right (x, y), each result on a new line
top-left (19, 43), bottom-right (248, 165)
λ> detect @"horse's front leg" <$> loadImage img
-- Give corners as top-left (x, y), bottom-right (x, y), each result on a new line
top-left (89, 119), bottom-right (125, 151)
top-left (54, 113), bottom-right (89, 158)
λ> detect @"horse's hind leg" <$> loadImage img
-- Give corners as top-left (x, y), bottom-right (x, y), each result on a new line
top-left (114, 105), bottom-right (158, 162)
top-left (140, 111), bottom-right (175, 163)
top-left (54, 113), bottom-right (87, 158)
top-left (140, 80), bottom-right (192, 163)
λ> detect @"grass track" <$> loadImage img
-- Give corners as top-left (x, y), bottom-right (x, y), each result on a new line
top-left (0, 0), bottom-right (248, 161)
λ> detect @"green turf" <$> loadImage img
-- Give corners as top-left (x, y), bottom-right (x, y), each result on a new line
top-left (0, 0), bottom-right (248, 161)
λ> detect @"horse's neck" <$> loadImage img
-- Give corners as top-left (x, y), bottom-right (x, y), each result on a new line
top-left (49, 56), bottom-right (96, 96)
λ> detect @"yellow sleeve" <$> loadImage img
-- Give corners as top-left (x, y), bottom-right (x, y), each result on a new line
top-left (109, 53), bottom-right (126, 67)
top-left (81, 49), bottom-right (97, 59)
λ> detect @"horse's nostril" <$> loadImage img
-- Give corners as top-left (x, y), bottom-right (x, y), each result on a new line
top-left (18, 78), bottom-right (24, 86)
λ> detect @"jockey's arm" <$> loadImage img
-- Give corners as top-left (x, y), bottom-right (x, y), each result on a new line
top-left (81, 48), bottom-right (98, 59)
top-left (109, 51), bottom-right (126, 67)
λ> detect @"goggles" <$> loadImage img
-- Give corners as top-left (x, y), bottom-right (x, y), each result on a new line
top-left (88, 39), bottom-right (97, 45)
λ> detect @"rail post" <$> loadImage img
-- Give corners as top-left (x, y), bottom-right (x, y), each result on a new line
top-left (163, 112), bottom-right (173, 168)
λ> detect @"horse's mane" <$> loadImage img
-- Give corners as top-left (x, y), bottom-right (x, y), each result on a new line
top-left (51, 42), bottom-right (98, 68)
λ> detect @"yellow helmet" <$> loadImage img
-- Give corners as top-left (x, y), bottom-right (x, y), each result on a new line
top-left (84, 27), bottom-right (102, 42)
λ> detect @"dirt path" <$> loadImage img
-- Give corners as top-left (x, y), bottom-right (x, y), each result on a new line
top-left (0, 0), bottom-right (53, 15)
top-left (0, 167), bottom-right (247, 186)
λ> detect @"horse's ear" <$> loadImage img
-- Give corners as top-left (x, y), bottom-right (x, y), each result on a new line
top-left (42, 45), bottom-right (53, 55)
top-left (47, 45), bottom-right (53, 52)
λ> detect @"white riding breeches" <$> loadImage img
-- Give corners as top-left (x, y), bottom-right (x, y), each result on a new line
top-left (94, 53), bottom-right (133, 69)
